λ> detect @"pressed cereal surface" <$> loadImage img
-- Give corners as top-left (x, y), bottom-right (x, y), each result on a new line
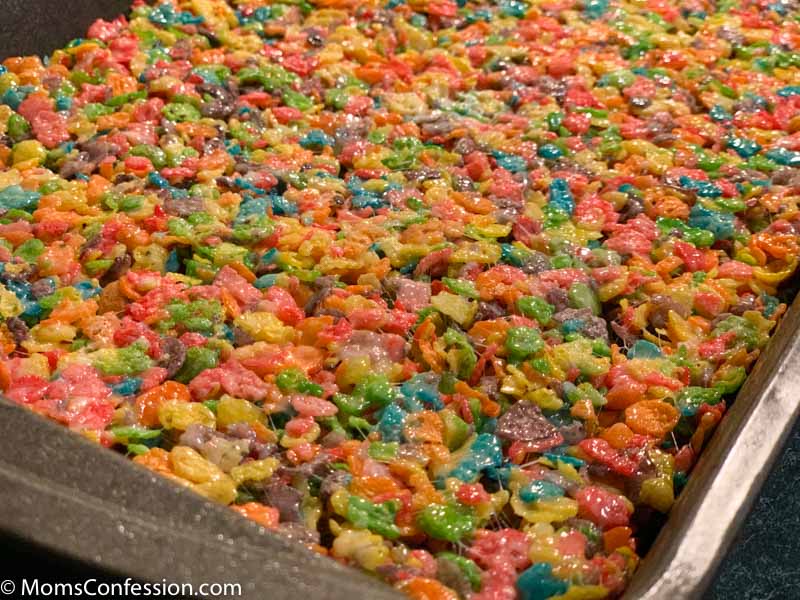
top-left (0, 0), bottom-right (799, 598)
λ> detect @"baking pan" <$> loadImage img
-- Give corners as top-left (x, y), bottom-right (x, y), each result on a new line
top-left (0, 397), bottom-right (401, 600)
top-left (624, 291), bottom-right (800, 599)
top-left (1, 2), bottom-right (800, 599)
top-left (5, 304), bottom-right (799, 600)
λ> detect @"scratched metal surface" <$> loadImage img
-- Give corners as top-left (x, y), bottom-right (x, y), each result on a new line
top-left (623, 294), bottom-right (800, 599)
top-left (0, 400), bottom-right (402, 600)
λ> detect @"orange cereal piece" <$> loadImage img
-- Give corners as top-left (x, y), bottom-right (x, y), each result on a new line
top-left (135, 381), bottom-right (191, 427)
top-left (231, 503), bottom-right (280, 529)
top-left (396, 577), bottom-right (458, 600)
top-left (624, 400), bottom-right (680, 439)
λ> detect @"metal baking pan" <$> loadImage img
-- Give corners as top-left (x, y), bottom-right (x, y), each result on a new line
top-left (1, 2), bottom-right (799, 599)
top-left (0, 398), bottom-right (400, 600)
top-left (625, 291), bottom-right (800, 599)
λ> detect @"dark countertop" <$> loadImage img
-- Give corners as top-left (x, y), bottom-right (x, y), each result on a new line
top-left (0, 0), bottom-right (130, 59)
top-left (709, 418), bottom-right (800, 600)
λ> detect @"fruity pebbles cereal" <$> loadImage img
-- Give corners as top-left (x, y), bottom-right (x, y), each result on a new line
top-left (1, 0), bottom-right (800, 597)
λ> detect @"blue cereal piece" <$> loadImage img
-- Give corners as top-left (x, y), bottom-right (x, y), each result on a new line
top-left (299, 129), bottom-right (334, 150)
top-left (400, 373), bottom-right (444, 411)
top-left (548, 178), bottom-right (574, 215)
top-left (679, 176), bottom-right (722, 197)
top-left (270, 195), bottom-right (298, 216)
top-left (543, 452), bottom-right (585, 468)
top-left (149, 3), bottom-right (204, 26)
top-left (761, 293), bottom-right (780, 318)
top-left (449, 433), bottom-right (503, 482)
top-left (492, 150), bottom-right (527, 172)
top-left (584, 0), bottom-right (609, 18)
top-left (110, 378), bottom-right (143, 396)
top-left (0, 185), bottom-right (41, 212)
top-left (765, 148), bottom-right (800, 167)
top-left (777, 86), bottom-right (800, 97)
top-left (5, 280), bottom-right (41, 320)
top-left (165, 249), bottom-right (181, 273)
top-left (1, 86), bottom-right (33, 110)
top-left (498, 0), bottom-right (528, 18)
top-left (627, 339), bottom-right (663, 360)
top-left (560, 318), bottom-right (584, 335)
top-left (376, 403), bottom-right (407, 443)
top-left (726, 137), bottom-right (762, 159)
top-left (191, 65), bottom-right (229, 86)
top-left (519, 480), bottom-right (565, 503)
top-left (73, 280), bottom-right (101, 299)
top-left (709, 104), bottom-right (732, 122)
top-left (235, 196), bottom-right (268, 224)
top-left (55, 96), bottom-right (73, 111)
top-left (688, 203), bottom-right (735, 240)
top-left (253, 274), bottom-right (278, 289)
top-left (517, 563), bottom-right (569, 600)
top-left (538, 144), bottom-right (563, 160)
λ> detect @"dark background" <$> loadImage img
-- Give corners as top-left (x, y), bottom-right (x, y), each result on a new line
top-left (1, 1), bottom-right (799, 598)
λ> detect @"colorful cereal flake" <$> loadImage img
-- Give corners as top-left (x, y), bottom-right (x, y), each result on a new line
top-left (1, 0), bottom-right (799, 598)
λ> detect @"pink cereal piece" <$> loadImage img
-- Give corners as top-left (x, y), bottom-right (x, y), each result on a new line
top-left (139, 367), bottom-right (169, 391)
top-left (17, 94), bottom-right (54, 121)
top-left (288, 442), bottom-right (319, 463)
top-left (717, 260), bottom-right (753, 280)
top-left (214, 265), bottom-right (262, 306)
top-left (189, 361), bottom-right (269, 401)
top-left (576, 485), bottom-right (632, 530)
top-left (87, 15), bottom-right (128, 42)
top-left (263, 286), bottom-right (304, 325)
top-left (396, 279), bottom-right (432, 312)
top-left (290, 394), bottom-right (338, 418)
top-left (286, 416), bottom-right (316, 437)
top-left (32, 111), bottom-right (70, 149)
top-left (179, 332), bottom-right (208, 347)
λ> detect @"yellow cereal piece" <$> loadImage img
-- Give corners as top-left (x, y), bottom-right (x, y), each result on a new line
top-left (133, 244), bottom-right (168, 272)
top-left (512, 493), bottom-right (579, 524)
top-left (0, 284), bottom-right (23, 318)
top-left (28, 322), bottom-right (77, 344)
top-left (431, 292), bottom-right (477, 327)
top-left (332, 529), bottom-right (390, 571)
top-left (191, 478), bottom-right (237, 505)
top-left (229, 457), bottom-right (280, 486)
top-left (171, 445), bottom-right (223, 483)
top-left (280, 422), bottom-right (321, 448)
top-left (216, 395), bottom-right (264, 427)
top-left (12, 140), bottom-right (46, 167)
top-left (526, 388), bottom-right (563, 411)
top-left (639, 476), bottom-right (675, 513)
top-left (551, 585), bottom-right (610, 600)
top-left (233, 311), bottom-right (295, 343)
top-left (158, 400), bottom-right (216, 430)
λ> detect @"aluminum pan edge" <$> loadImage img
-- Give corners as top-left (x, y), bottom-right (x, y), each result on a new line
top-left (623, 294), bottom-right (800, 600)
top-left (0, 398), bottom-right (403, 600)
